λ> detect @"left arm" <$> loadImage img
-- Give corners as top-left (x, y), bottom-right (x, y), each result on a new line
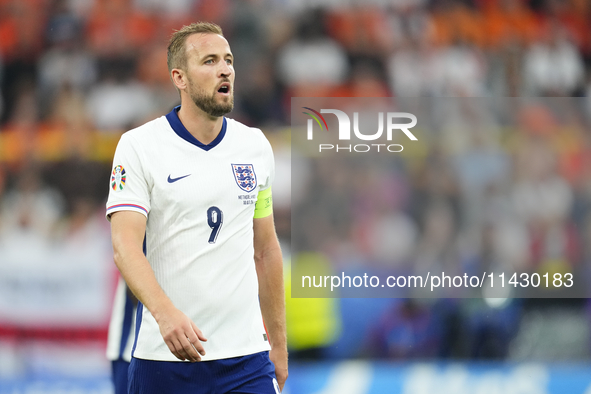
top-left (253, 214), bottom-right (288, 391)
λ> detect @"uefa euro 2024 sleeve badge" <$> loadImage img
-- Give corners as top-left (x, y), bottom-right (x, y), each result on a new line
top-left (111, 165), bottom-right (126, 191)
top-left (231, 164), bottom-right (257, 193)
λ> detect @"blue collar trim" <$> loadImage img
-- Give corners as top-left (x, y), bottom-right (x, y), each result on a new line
top-left (165, 105), bottom-right (227, 151)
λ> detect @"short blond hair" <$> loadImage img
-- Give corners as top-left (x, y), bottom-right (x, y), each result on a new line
top-left (167, 22), bottom-right (224, 72)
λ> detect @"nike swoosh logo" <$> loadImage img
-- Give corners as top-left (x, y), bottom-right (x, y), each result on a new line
top-left (167, 174), bottom-right (191, 183)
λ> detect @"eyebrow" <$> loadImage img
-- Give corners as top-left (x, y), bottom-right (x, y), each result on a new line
top-left (201, 52), bottom-right (233, 60)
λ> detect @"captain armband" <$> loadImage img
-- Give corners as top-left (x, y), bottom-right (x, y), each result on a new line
top-left (253, 187), bottom-right (273, 218)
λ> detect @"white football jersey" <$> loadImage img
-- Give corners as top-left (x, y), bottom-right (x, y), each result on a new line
top-left (106, 107), bottom-right (274, 361)
top-left (106, 276), bottom-right (136, 362)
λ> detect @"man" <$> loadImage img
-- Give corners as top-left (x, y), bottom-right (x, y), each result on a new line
top-left (106, 22), bottom-right (287, 394)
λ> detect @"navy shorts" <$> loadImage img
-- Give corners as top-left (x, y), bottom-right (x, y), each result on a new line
top-left (112, 359), bottom-right (130, 394)
top-left (128, 351), bottom-right (280, 394)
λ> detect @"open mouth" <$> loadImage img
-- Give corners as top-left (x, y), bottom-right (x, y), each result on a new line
top-left (217, 84), bottom-right (231, 94)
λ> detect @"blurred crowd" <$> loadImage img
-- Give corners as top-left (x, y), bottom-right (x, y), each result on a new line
top-left (291, 97), bottom-right (591, 361)
top-left (1, 0), bottom-right (591, 366)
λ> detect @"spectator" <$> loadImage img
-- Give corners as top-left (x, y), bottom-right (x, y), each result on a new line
top-left (86, 65), bottom-right (156, 131)
top-left (277, 9), bottom-right (349, 97)
top-left (522, 19), bottom-right (585, 96)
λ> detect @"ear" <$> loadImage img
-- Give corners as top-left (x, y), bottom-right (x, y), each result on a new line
top-left (171, 68), bottom-right (187, 91)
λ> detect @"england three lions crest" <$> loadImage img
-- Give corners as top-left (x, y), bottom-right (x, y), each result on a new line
top-left (232, 164), bottom-right (258, 192)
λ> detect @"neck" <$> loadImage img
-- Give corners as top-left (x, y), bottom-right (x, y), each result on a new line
top-left (177, 100), bottom-right (224, 145)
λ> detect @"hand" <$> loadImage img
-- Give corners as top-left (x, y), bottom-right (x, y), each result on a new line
top-left (155, 306), bottom-right (207, 362)
top-left (269, 347), bottom-right (288, 391)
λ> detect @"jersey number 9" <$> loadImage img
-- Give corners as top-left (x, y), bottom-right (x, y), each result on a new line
top-left (207, 206), bottom-right (223, 243)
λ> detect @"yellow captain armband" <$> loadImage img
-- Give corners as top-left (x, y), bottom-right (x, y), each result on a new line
top-left (253, 187), bottom-right (273, 218)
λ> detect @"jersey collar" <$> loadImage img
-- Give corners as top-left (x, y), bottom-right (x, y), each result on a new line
top-left (165, 105), bottom-right (227, 151)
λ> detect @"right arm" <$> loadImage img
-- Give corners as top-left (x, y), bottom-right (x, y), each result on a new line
top-left (110, 210), bottom-right (207, 362)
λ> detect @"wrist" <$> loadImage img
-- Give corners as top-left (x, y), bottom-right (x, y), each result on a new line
top-left (150, 298), bottom-right (176, 323)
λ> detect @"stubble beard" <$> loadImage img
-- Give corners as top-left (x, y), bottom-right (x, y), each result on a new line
top-left (188, 78), bottom-right (234, 117)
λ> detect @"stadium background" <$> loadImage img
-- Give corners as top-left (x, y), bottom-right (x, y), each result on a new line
top-left (1, 0), bottom-right (591, 393)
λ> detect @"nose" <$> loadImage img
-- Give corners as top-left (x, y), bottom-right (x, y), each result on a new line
top-left (219, 61), bottom-right (233, 78)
